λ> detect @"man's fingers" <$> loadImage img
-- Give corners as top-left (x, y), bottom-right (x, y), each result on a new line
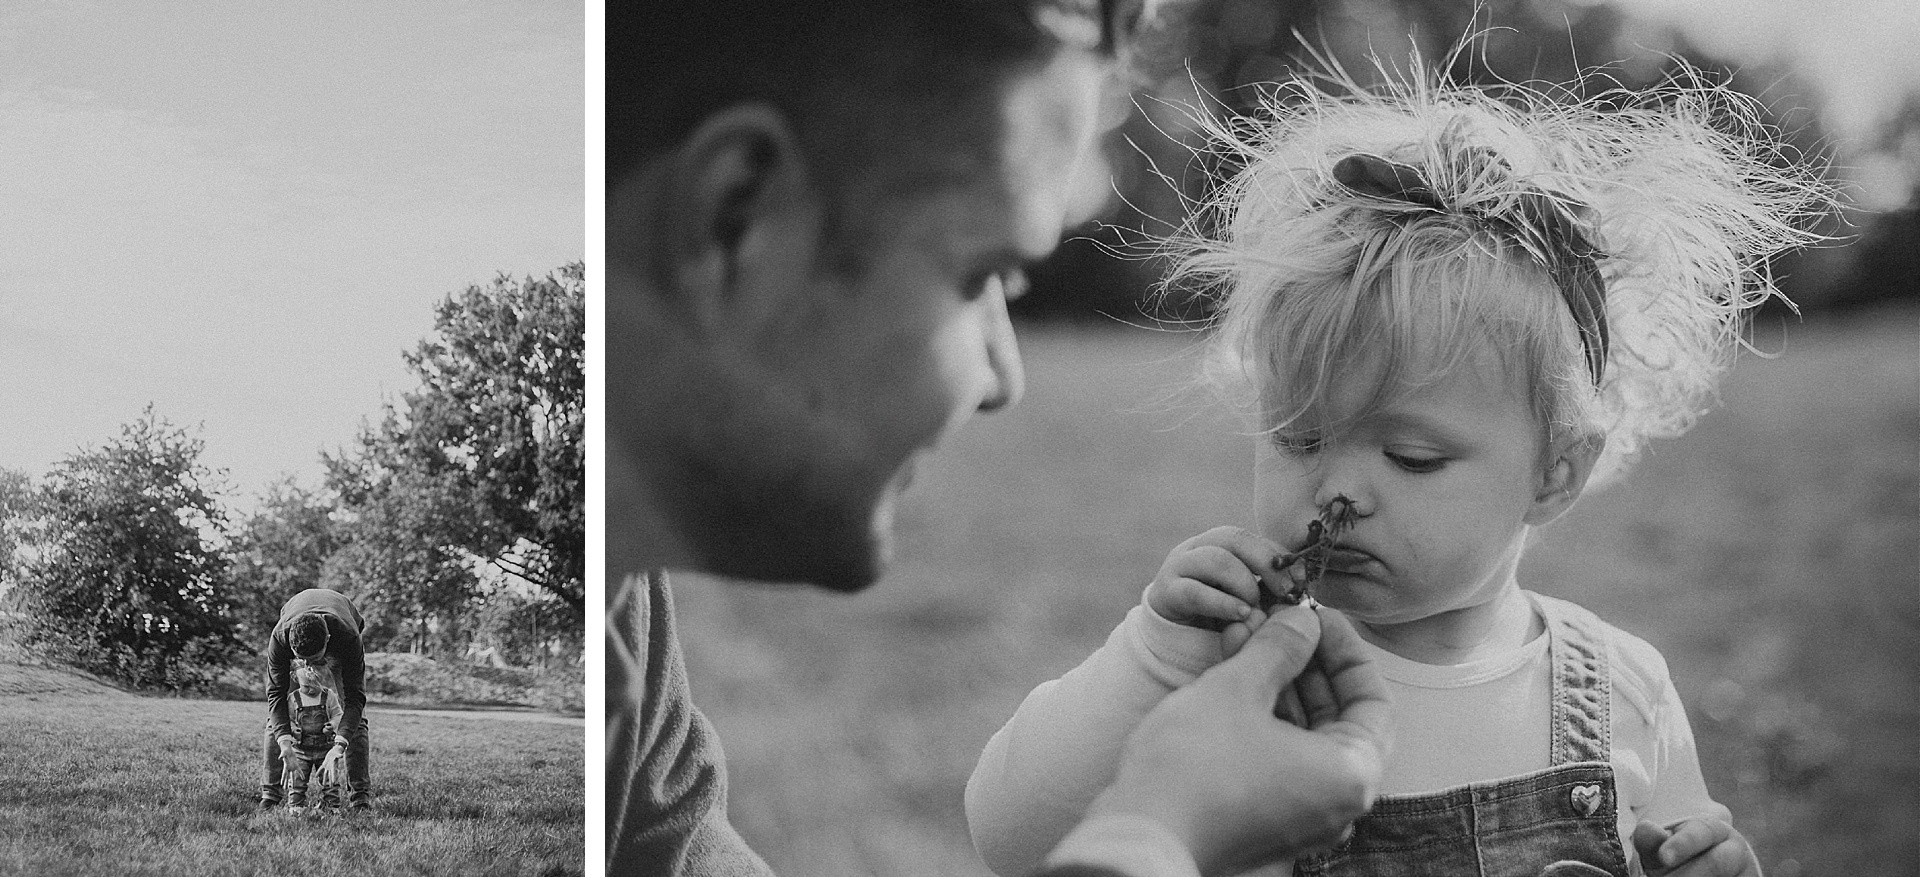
top-left (1294, 661), bottom-right (1338, 728)
top-left (1206, 602), bottom-right (1321, 704)
top-left (1273, 682), bottom-right (1307, 726)
top-left (1307, 610), bottom-right (1393, 757)
top-left (1220, 622), bottom-right (1252, 658)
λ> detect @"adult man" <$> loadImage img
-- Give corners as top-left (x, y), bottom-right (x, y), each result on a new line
top-left (607, 1), bottom-right (1392, 875)
top-left (259, 587), bottom-right (371, 812)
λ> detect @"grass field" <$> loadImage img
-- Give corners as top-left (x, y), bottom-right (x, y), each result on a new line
top-left (0, 666), bottom-right (584, 877)
top-left (673, 307), bottom-right (1920, 876)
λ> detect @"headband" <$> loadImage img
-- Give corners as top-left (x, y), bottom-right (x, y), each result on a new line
top-left (1331, 153), bottom-right (1611, 385)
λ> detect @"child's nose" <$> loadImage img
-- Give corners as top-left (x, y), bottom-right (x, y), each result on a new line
top-left (1312, 451), bottom-right (1373, 518)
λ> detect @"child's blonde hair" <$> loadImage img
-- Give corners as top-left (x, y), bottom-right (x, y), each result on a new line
top-left (1170, 49), bottom-right (1834, 484)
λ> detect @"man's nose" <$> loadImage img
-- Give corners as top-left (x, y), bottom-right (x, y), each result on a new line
top-left (977, 280), bottom-right (1026, 414)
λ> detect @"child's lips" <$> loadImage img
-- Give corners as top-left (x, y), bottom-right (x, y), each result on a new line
top-left (1322, 547), bottom-right (1379, 573)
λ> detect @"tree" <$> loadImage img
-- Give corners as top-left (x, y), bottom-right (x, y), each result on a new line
top-left (13, 408), bottom-right (243, 688)
top-left (377, 263), bottom-right (584, 617)
top-left (227, 477), bottom-right (341, 645)
top-left (0, 468), bottom-right (35, 643)
top-left (318, 262), bottom-right (584, 655)
top-left (322, 460), bottom-right (487, 652)
top-left (0, 468), bottom-right (32, 592)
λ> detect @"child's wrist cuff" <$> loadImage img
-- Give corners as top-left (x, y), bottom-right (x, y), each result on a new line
top-left (1045, 811), bottom-right (1200, 877)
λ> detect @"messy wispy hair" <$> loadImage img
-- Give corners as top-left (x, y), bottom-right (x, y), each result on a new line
top-left (1170, 47), bottom-right (1836, 485)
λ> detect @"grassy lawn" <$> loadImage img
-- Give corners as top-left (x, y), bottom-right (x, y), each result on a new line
top-left (0, 675), bottom-right (584, 877)
top-left (674, 307), bottom-right (1920, 877)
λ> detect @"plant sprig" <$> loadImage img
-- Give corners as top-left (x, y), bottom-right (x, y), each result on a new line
top-left (1260, 495), bottom-right (1358, 611)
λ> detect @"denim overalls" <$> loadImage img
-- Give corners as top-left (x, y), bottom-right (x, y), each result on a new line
top-left (1296, 596), bottom-right (1632, 877)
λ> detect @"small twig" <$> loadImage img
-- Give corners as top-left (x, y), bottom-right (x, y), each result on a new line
top-left (1260, 496), bottom-right (1358, 611)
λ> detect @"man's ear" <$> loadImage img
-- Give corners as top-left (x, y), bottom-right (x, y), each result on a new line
top-left (659, 104), bottom-right (822, 327)
top-left (1524, 430), bottom-right (1605, 527)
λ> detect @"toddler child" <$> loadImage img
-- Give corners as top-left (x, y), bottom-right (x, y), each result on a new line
top-left (966, 53), bottom-right (1830, 877)
top-left (280, 663), bottom-right (348, 813)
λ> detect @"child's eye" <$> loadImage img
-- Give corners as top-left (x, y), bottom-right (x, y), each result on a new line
top-left (1385, 451), bottom-right (1446, 473)
top-left (1274, 433), bottom-right (1324, 455)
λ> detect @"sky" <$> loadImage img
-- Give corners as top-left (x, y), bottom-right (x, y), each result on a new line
top-left (0, 1), bottom-right (583, 509)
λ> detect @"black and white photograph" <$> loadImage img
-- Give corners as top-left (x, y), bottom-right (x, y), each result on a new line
top-left (0, 3), bottom-right (585, 875)
top-left (2, 0), bottom-right (1915, 875)
top-left (608, 1), bottom-right (1915, 875)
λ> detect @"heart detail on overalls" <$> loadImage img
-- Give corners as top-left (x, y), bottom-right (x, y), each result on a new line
top-left (1569, 784), bottom-right (1602, 817)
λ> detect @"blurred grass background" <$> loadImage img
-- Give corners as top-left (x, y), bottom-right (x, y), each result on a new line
top-left (675, 308), bottom-right (1919, 876)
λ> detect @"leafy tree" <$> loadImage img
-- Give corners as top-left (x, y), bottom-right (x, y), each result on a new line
top-left (227, 477), bottom-right (340, 645)
top-left (352, 263), bottom-right (584, 618)
top-left (0, 468), bottom-right (32, 592)
top-left (0, 468), bottom-right (35, 645)
top-left (467, 581), bottom-right (581, 669)
top-left (323, 415), bottom-right (490, 655)
top-left (13, 408), bottom-right (243, 688)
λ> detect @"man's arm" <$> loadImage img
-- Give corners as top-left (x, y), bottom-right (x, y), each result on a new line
top-left (264, 633), bottom-right (293, 740)
top-left (607, 572), bottom-right (774, 876)
top-left (331, 615), bottom-right (367, 737)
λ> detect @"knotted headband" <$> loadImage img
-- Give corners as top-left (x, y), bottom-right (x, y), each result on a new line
top-left (1331, 153), bottom-right (1611, 385)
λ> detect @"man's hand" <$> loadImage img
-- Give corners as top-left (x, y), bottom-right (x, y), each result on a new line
top-left (1632, 818), bottom-right (1762, 876)
top-left (1145, 527), bottom-right (1295, 645)
top-left (1067, 604), bottom-right (1391, 875)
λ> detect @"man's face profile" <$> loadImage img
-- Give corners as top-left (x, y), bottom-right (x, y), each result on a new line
top-left (608, 14), bottom-right (1131, 591)
top-left (799, 49), bottom-right (1119, 571)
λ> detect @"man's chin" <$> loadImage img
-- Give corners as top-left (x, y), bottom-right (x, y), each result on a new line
top-left (693, 492), bottom-right (894, 593)
top-left (683, 455), bottom-right (921, 592)
top-left (798, 477), bottom-right (909, 593)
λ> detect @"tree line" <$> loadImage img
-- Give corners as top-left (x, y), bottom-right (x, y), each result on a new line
top-left (0, 263), bottom-right (584, 689)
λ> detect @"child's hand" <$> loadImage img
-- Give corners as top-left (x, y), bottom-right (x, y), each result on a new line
top-left (1632, 817), bottom-right (1762, 876)
top-left (276, 734), bottom-right (299, 762)
top-left (1146, 527), bottom-right (1290, 637)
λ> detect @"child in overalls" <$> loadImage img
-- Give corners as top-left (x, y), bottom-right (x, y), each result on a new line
top-left (965, 51), bottom-right (1831, 877)
top-left (281, 664), bottom-right (348, 812)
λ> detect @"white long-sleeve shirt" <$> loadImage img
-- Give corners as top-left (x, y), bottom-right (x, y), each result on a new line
top-left (966, 591), bottom-right (1729, 877)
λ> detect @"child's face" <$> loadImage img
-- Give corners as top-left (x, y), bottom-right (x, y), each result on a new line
top-left (1254, 348), bottom-right (1556, 630)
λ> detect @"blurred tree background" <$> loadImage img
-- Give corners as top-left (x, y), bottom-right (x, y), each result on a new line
top-left (0, 263), bottom-right (585, 688)
top-left (1016, 0), bottom-right (1913, 323)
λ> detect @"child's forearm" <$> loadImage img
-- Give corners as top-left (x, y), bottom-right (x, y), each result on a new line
top-left (967, 604), bottom-right (1221, 876)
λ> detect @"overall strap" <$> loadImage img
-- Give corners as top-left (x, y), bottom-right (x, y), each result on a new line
top-left (1538, 593), bottom-right (1613, 764)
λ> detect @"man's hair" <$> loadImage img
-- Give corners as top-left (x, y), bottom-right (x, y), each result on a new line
top-left (609, 0), bottom-right (1145, 218)
top-left (288, 614), bottom-right (330, 659)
